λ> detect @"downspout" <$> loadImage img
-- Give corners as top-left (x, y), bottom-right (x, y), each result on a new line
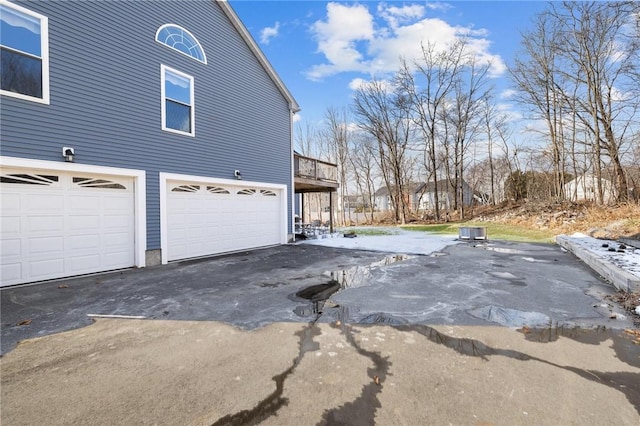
top-left (289, 108), bottom-right (296, 242)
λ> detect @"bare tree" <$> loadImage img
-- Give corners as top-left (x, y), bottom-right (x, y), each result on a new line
top-left (352, 78), bottom-right (413, 224)
top-left (510, 11), bottom-right (568, 200)
top-left (349, 133), bottom-right (379, 223)
top-left (446, 55), bottom-right (492, 218)
top-left (323, 107), bottom-right (352, 225)
top-left (512, 1), bottom-right (640, 204)
top-left (397, 41), bottom-right (467, 220)
top-left (555, 1), bottom-right (639, 202)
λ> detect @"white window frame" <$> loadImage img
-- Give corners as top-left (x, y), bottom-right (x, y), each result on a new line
top-left (155, 24), bottom-right (207, 64)
top-left (0, 0), bottom-right (50, 104)
top-left (160, 64), bottom-right (195, 137)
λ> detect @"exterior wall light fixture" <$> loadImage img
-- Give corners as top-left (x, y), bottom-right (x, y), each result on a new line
top-left (63, 147), bottom-right (75, 162)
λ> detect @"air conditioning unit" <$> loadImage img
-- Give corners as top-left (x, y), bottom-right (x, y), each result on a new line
top-left (458, 226), bottom-right (487, 240)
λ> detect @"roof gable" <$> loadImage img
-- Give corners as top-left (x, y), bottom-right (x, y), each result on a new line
top-left (217, 1), bottom-right (299, 113)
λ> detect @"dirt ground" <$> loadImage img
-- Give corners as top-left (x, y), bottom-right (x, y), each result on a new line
top-left (473, 201), bottom-right (640, 240)
top-left (2, 319), bottom-right (639, 425)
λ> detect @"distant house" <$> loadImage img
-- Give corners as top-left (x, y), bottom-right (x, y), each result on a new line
top-left (342, 195), bottom-right (372, 212)
top-left (374, 180), bottom-right (474, 212)
top-left (374, 182), bottom-right (422, 211)
top-left (415, 180), bottom-right (474, 210)
top-left (374, 187), bottom-right (393, 211)
top-left (565, 174), bottom-right (616, 203)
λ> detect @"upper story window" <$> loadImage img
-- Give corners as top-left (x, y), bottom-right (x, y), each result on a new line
top-left (156, 24), bottom-right (206, 64)
top-left (161, 64), bottom-right (194, 136)
top-left (0, 1), bottom-right (49, 103)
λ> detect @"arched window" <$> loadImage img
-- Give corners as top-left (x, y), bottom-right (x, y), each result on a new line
top-left (155, 24), bottom-right (206, 64)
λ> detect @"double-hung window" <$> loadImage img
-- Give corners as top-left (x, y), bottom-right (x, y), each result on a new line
top-left (0, 1), bottom-right (49, 103)
top-left (161, 65), bottom-right (194, 136)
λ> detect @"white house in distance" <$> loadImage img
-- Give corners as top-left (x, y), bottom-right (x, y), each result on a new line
top-left (374, 180), bottom-right (475, 212)
top-left (565, 174), bottom-right (616, 204)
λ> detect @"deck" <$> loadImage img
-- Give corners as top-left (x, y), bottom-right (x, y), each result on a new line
top-left (294, 153), bottom-right (338, 193)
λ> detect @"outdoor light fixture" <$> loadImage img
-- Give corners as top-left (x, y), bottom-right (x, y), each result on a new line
top-left (62, 147), bottom-right (75, 162)
top-left (234, 169), bottom-right (242, 180)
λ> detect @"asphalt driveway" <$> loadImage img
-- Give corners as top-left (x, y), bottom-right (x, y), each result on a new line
top-left (2, 238), bottom-right (639, 425)
top-left (1, 238), bottom-right (632, 355)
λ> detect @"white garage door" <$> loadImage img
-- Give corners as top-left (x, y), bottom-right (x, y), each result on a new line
top-left (167, 181), bottom-right (283, 261)
top-left (1, 169), bottom-right (135, 286)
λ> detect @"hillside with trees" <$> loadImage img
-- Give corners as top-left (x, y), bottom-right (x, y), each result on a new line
top-left (296, 1), bottom-right (639, 234)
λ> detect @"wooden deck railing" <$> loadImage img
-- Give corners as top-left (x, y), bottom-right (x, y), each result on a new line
top-left (294, 153), bottom-right (338, 183)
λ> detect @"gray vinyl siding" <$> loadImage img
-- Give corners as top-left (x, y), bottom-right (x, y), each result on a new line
top-left (1, 1), bottom-right (294, 249)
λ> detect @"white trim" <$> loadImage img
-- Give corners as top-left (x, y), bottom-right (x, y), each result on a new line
top-left (155, 23), bottom-right (207, 64)
top-left (0, 156), bottom-right (147, 268)
top-left (289, 109), bottom-right (295, 238)
top-left (159, 172), bottom-right (287, 264)
top-left (0, 0), bottom-right (50, 104)
top-left (160, 64), bottom-right (195, 137)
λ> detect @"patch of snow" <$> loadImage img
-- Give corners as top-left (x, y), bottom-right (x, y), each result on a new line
top-left (300, 228), bottom-right (459, 255)
top-left (635, 306), bottom-right (640, 316)
top-left (562, 233), bottom-right (640, 278)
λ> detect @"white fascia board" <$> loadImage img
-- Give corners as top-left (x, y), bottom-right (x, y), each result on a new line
top-left (216, 0), bottom-right (300, 113)
top-left (0, 156), bottom-right (147, 268)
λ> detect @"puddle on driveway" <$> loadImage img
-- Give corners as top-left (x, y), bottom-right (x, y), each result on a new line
top-left (394, 324), bottom-right (640, 415)
top-left (519, 324), bottom-right (640, 368)
top-left (517, 324), bottom-right (640, 414)
top-left (292, 254), bottom-right (413, 318)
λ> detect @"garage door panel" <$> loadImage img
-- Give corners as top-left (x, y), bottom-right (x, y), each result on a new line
top-left (102, 251), bottom-right (133, 267)
top-left (29, 236), bottom-right (64, 254)
top-left (68, 194), bottom-right (100, 210)
top-left (103, 196), bottom-right (133, 211)
top-left (2, 263), bottom-right (21, 282)
top-left (27, 193), bottom-right (64, 211)
top-left (2, 238), bottom-right (21, 258)
top-left (30, 258), bottom-right (64, 279)
top-left (68, 215), bottom-right (100, 231)
top-left (67, 254), bottom-right (100, 273)
top-left (1, 193), bottom-right (20, 213)
top-left (2, 217), bottom-right (21, 235)
top-left (27, 216), bottom-right (64, 233)
top-left (103, 232), bottom-right (132, 247)
top-left (1, 170), bottom-right (135, 286)
top-left (67, 234), bottom-right (99, 250)
top-left (103, 214), bottom-right (133, 229)
top-left (167, 180), bottom-right (283, 261)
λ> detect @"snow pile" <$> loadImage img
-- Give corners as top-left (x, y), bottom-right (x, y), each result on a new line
top-left (562, 233), bottom-right (640, 278)
top-left (299, 227), bottom-right (459, 255)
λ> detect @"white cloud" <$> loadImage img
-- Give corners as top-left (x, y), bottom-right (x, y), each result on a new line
top-left (260, 21), bottom-right (280, 44)
top-left (348, 78), bottom-right (367, 91)
top-left (500, 89), bottom-right (517, 99)
top-left (348, 77), bottom-right (394, 93)
top-left (496, 103), bottom-right (523, 122)
top-left (293, 113), bottom-right (302, 123)
top-left (609, 86), bottom-right (631, 102)
top-left (1, 7), bottom-right (40, 34)
top-left (307, 3), bottom-right (375, 80)
top-left (378, 3), bottom-right (425, 29)
top-left (307, 2), bottom-right (506, 80)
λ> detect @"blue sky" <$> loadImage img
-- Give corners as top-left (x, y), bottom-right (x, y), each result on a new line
top-left (229, 1), bottom-right (549, 127)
